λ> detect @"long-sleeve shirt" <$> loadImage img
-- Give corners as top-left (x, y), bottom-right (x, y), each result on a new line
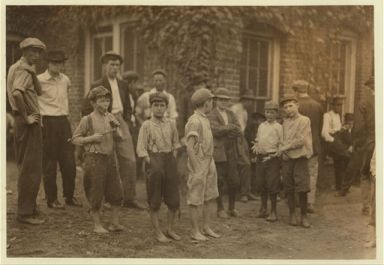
top-left (255, 121), bottom-right (283, 154)
top-left (282, 113), bottom-right (313, 159)
top-left (135, 88), bottom-right (178, 121)
top-left (230, 103), bottom-right (248, 132)
top-left (37, 70), bottom-right (71, 116)
top-left (321, 110), bottom-right (341, 142)
top-left (136, 117), bottom-right (180, 157)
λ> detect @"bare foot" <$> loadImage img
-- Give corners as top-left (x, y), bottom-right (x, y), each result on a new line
top-left (266, 212), bottom-right (278, 222)
top-left (203, 227), bottom-right (220, 238)
top-left (94, 225), bottom-right (109, 234)
top-left (191, 231), bottom-right (208, 241)
top-left (155, 231), bottom-right (171, 243)
top-left (166, 230), bottom-right (181, 241)
top-left (108, 223), bottom-right (125, 232)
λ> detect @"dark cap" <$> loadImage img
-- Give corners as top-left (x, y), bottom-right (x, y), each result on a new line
top-left (264, 101), bottom-right (279, 110)
top-left (252, 112), bottom-right (266, 120)
top-left (280, 94), bottom-right (298, 106)
top-left (19, 37), bottom-right (46, 50)
top-left (292, 80), bottom-right (310, 93)
top-left (88, 86), bottom-right (110, 101)
top-left (152, 69), bottom-right (167, 77)
top-left (149, 92), bottom-right (169, 105)
top-left (364, 76), bottom-right (374, 86)
top-left (191, 73), bottom-right (208, 85)
top-left (344, 113), bottom-right (354, 122)
top-left (191, 88), bottom-right (214, 106)
top-left (214, 87), bottom-right (231, 100)
top-left (122, 70), bottom-right (139, 81)
top-left (100, 51), bottom-right (123, 64)
top-left (330, 95), bottom-right (345, 105)
top-left (240, 90), bottom-right (258, 100)
top-left (45, 50), bottom-right (68, 62)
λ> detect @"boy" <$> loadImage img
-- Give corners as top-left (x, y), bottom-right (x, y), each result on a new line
top-left (136, 92), bottom-right (181, 243)
top-left (252, 101), bottom-right (283, 222)
top-left (279, 95), bottom-right (313, 228)
top-left (72, 86), bottom-right (124, 233)
top-left (185, 88), bottom-right (220, 241)
top-left (208, 87), bottom-right (242, 218)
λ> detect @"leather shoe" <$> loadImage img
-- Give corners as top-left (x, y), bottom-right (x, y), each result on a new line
top-left (17, 216), bottom-right (45, 225)
top-left (217, 210), bottom-right (229, 219)
top-left (66, 197), bottom-right (83, 207)
top-left (123, 200), bottom-right (146, 210)
top-left (47, 200), bottom-right (65, 209)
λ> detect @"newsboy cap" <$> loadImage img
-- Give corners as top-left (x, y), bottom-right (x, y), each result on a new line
top-left (149, 92), bottom-right (169, 105)
top-left (264, 101), bottom-right (279, 110)
top-left (280, 94), bottom-right (298, 106)
top-left (344, 113), bottom-right (354, 122)
top-left (214, 87), bottom-right (231, 100)
top-left (88, 86), bottom-right (110, 101)
top-left (100, 51), bottom-right (123, 64)
top-left (19, 37), bottom-right (46, 50)
top-left (45, 50), bottom-right (68, 62)
top-left (122, 70), bottom-right (139, 81)
top-left (292, 80), bottom-right (310, 93)
top-left (240, 90), bottom-right (258, 100)
top-left (191, 73), bottom-right (208, 85)
top-left (151, 69), bottom-right (167, 77)
top-left (252, 112), bottom-right (266, 120)
top-left (191, 88), bottom-right (214, 106)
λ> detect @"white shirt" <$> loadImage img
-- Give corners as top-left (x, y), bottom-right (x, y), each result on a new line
top-left (109, 78), bottom-right (124, 114)
top-left (217, 108), bottom-right (229, 125)
top-left (231, 103), bottom-right (247, 132)
top-left (256, 121), bottom-right (283, 154)
top-left (37, 70), bottom-right (70, 116)
top-left (321, 110), bottom-right (342, 142)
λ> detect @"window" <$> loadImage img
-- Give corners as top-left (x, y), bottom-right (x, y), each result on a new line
top-left (6, 33), bottom-right (23, 73)
top-left (240, 29), bottom-right (280, 112)
top-left (120, 23), bottom-right (144, 75)
top-left (91, 26), bottom-right (113, 82)
top-left (328, 35), bottom-right (357, 112)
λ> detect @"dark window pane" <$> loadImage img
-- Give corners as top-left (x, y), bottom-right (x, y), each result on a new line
top-left (259, 40), bottom-right (269, 67)
top-left (249, 39), bottom-right (259, 67)
top-left (105, 36), bottom-right (112, 52)
top-left (93, 38), bottom-right (103, 81)
top-left (259, 69), bottom-right (268, 97)
top-left (122, 26), bottom-right (135, 71)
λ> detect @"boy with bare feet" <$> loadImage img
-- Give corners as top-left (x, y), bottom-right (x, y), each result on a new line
top-left (185, 88), bottom-right (220, 241)
top-left (252, 101), bottom-right (283, 222)
top-left (72, 86), bottom-right (124, 233)
top-left (137, 92), bottom-right (181, 243)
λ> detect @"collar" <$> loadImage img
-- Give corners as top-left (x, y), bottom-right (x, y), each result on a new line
top-left (40, 70), bottom-right (63, 81)
top-left (194, 109), bottom-right (207, 118)
top-left (287, 113), bottom-right (300, 120)
top-left (19, 57), bottom-right (36, 73)
top-left (150, 116), bottom-right (167, 124)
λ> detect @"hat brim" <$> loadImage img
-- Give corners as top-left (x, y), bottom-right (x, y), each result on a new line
top-left (101, 54), bottom-right (123, 64)
top-left (280, 98), bottom-right (298, 106)
top-left (215, 95), bottom-right (231, 100)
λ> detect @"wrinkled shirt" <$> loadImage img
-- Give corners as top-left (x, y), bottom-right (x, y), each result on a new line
top-left (231, 103), bottom-right (248, 132)
top-left (7, 57), bottom-right (40, 115)
top-left (322, 110), bottom-right (341, 142)
top-left (109, 78), bottom-right (124, 114)
top-left (256, 121), bottom-right (283, 154)
top-left (282, 113), bottom-right (313, 159)
top-left (38, 70), bottom-right (71, 116)
top-left (136, 117), bottom-right (180, 157)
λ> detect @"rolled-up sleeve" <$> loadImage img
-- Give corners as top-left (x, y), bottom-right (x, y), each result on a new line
top-left (136, 121), bottom-right (150, 158)
top-left (12, 70), bottom-right (32, 93)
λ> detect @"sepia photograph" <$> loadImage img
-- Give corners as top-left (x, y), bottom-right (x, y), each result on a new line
top-left (2, 1), bottom-right (382, 264)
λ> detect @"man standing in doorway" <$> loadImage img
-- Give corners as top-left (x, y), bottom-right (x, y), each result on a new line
top-left (38, 50), bottom-right (82, 209)
top-left (82, 51), bottom-right (144, 209)
top-left (7, 37), bottom-right (46, 224)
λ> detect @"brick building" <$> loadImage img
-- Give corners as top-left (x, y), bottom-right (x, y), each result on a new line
top-left (6, 6), bottom-right (374, 129)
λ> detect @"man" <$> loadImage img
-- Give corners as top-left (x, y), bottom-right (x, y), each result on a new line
top-left (135, 69), bottom-right (178, 123)
top-left (82, 51), bottom-right (143, 209)
top-left (7, 37), bottom-right (46, 224)
top-left (38, 50), bottom-right (82, 209)
top-left (292, 80), bottom-right (323, 213)
top-left (230, 90), bottom-right (258, 202)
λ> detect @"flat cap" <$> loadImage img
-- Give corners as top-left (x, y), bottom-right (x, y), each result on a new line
top-left (45, 50), bottom-right (68, 62)
top-left (264, 101), bottom-right (279, 110)
top-left (122, 70), bottom-right (139, 81)
top-left (214, 87), bottom-right (231, 100)
top-left (149, 92), bottom-right (169, 105)
top-left (280, 94), bottom-right (298, 106)
top-left (101, 51), bottom-right (123, 64)
top-left (330, 95), bottom-right (345, 105)
top-left (19, 37), bottom-right (46, 50)
top-left (88, 86), bottom-right (110, 101)
top-left (152, 69), bottom-right (167, 77)
top-left (292, 80), bottom-right (310, 93)
top-left (252, 112), bottom-right (266, 120)
top-left (191, 73), bottom-right (208, 85)
top-left (364, 76), bottom-right (374, 86)
top-left (240, 90), bottom-right (258, 100)
top-left (344, 113), bottom-right (354, 122)
top-left (191, 88), bottom-right (214, 106)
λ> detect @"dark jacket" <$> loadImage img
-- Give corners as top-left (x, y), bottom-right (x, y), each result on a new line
top-left (208, 107), bottom-right (243, 162)
top-left (81, 77), bottom-right (135, 122)
top-left (353, 87), bottom-right (375, 148)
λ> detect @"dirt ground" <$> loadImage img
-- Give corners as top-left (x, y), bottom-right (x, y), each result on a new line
top-left (5, 158), bottom-right (376, 260)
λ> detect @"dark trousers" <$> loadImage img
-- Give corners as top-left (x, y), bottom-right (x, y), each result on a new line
top-left (42, 116), bottom-right (76, 203)
top-left (216, 161), bottom-right (240, 211)
top-left (13, 114), bottom-right (42, 217)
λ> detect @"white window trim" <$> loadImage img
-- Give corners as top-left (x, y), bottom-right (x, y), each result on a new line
top-left (243, 30), bottom-right (280, 104)
top-left (340, 35), bottom-right (357, 113)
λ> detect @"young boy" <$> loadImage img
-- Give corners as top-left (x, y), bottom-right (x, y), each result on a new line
top-left (136, 92), bottom-right (181, 243)
top-left (185, 88), bottom-right (220, 241)
top-left (252, 101), bottom-right (283, 222)
top-left (72, 86), bottom-right (124, 234)
top-left (279, 95), bottom-right (313, 228)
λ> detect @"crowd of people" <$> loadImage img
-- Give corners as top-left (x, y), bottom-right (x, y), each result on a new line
top-left (6, 37), bottom-right (376, 247)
